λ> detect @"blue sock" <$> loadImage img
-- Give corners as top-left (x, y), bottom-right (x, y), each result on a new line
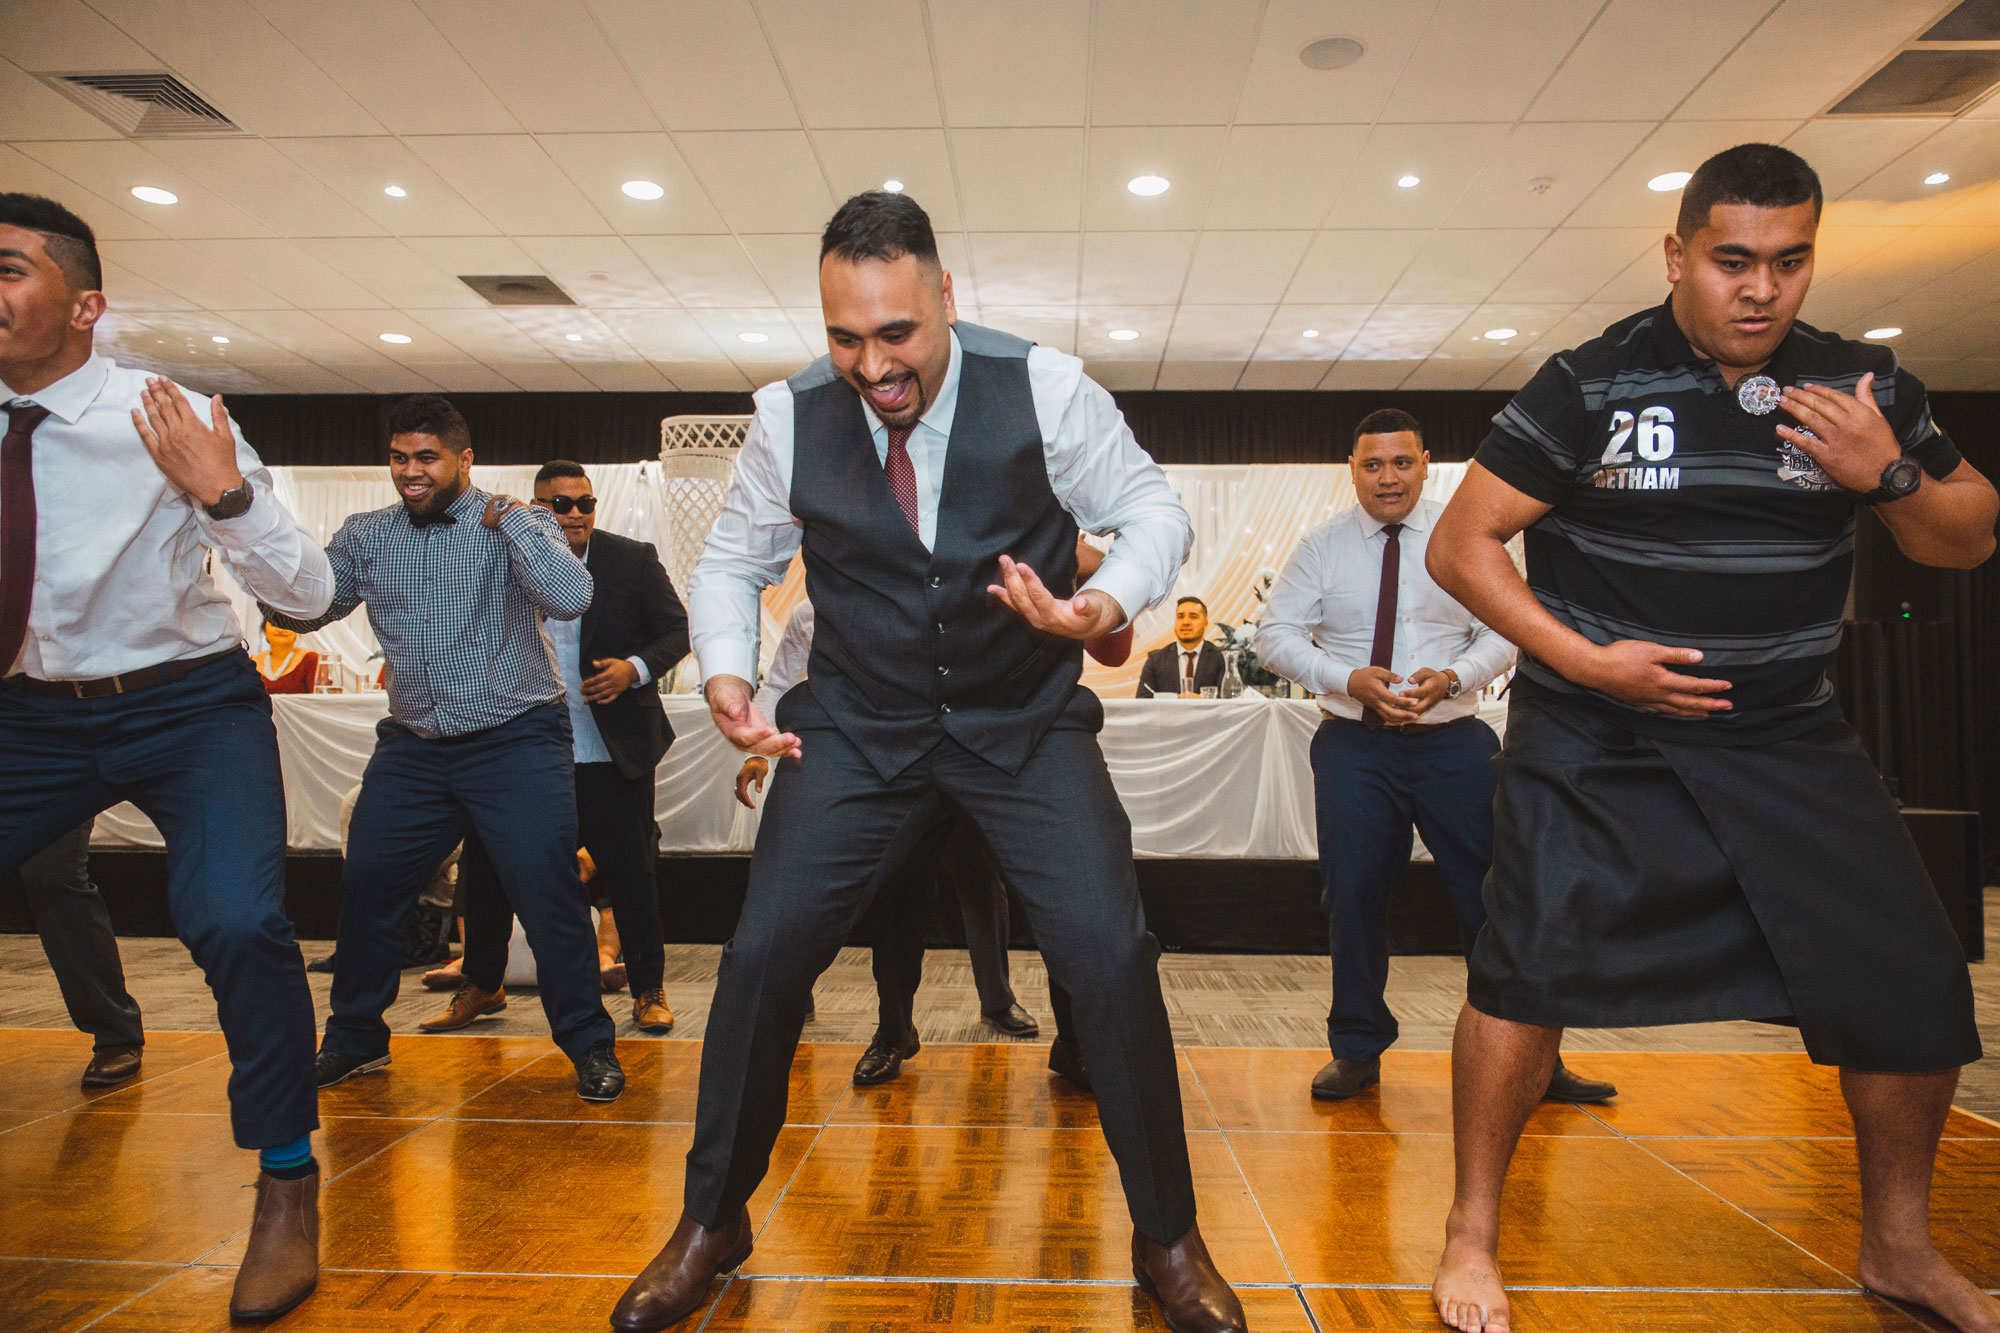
top-left (258, 1132), bottom-right (314, 1177)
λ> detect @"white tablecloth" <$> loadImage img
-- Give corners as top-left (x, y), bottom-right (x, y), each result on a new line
top-left (90, 694), bottom-right (1506, 861)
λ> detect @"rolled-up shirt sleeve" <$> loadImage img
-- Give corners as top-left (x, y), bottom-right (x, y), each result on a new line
top-left (193, 419), bottom-right (333, 620)
top-left (1255, 530), bottom-right (1359, 698)
top-left (690, 386), bottom-right (802, 685)
top-left (1446, 616), bottom-right (1517, 694)
top-left (498, 503), bottom-right (592, 620)
top-left (1034, 348), bottom-right (1190, 625)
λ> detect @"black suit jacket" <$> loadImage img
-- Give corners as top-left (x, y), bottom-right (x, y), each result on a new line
top-left (579, 530), bottom-right (691, 780)
top-left (1136, 641), bottom-right (1224, 698)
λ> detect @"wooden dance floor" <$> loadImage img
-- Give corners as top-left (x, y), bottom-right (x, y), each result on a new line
top-left (3, 1030), bottom-right (1997, 1330)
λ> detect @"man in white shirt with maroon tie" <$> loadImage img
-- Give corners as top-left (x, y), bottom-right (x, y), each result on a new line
top-left (1257, 409), bottom-right (1613, 1106)
top-left (0, 194), bottom-right (333, 1322)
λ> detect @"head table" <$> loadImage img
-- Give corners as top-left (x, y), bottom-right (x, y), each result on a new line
top-left (89, 693), bottom-right (1508, 862)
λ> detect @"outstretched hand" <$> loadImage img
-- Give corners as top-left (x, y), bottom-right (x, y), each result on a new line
top-left (131, 378), bottom-right (244, 508)
top-left (987, 554), bottom-right (1123, 639)
top-left (706, 673), bottom-right (802, 760)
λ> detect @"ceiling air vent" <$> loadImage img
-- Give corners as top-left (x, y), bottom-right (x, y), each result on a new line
top-left (458, 275), bottom-right (576, 307)
top-left (1827, 49), bottom-right (2000, 115)
top-left (40, 71), bottom-right (243, 137)
top-left (1922, 0), bottom-right (2000, 42)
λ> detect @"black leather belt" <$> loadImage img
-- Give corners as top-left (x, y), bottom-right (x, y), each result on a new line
top-left (6, 647), bottom-right (243, 699)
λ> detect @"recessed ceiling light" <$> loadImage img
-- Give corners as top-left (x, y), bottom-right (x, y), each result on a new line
top-left (379, 332), bottom-right (412, 345)
top-left (211, 335), bottom-right (230, 344)
top-left (1303, 329), bottom-right (1321, 338)
top-left (1107, 328), bottom-right (1140, 341)
top-left (1924, 171), bottom-right (1950, 186)
top-left (1483, 328), bottom-right (1518, 340)
top-left (1298, 36), bottom-right (1365, 71)
top-left (1648, 170), bottom-right (1692, 192)
top-left (383, 185), bottom-right (407, 198)
top-left (1126, 175), bottom-right (1170, 197)
top-left (565, 333), bottom-right (583, 342)
top-left (1396, 174), bottom-right (1421, 189)
top-left (621, 179), bottom-right (665, 201)
top-left (882, 179), bottom-right (904, 193)
top-left (130, 186), bottom-right (178, 205)
top-left (738, 331), bottom-right (769, 343)
top-left (1865, 327), bottom-right (1903, 339)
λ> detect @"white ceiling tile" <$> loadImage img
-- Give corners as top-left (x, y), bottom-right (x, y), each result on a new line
top-left (1075, 306), bottom-right (1176, 360)
top-left (1594, 246), bottom-right (1673, 306)
top-left (978, 307), bottom-right (1077, 354)
top-left (100, 259), bottom-right (200, 312)
top-left (18, 140), bottom-right (275, 239)
top-left (1839, 119), bottom-right (2000, 220)
top-left (1083, 127), bottom-right (1228, 230)
top-left (1517, 303), bottom-right (1629, 358)
top-left (84, 0), bottom-right (384, 135)
top-left (1434, 303), bottom-right (1579, 361)
top-left (673, 131), bottom-right (835, 232)
top-left (928, 0), bottom-right (1088, 126)
top-left (514, 235), bottom-right (679, 308)
top-left (1205, 125), bottom-right (1369, 230)
top-left (339, 363), bottom-right (443, 393)
top-left (1444, 122), bottom-right (1652, 230)
top-left (98, 238), bottom-right (288, 308)
top-left (0, 57), bottom-right (122, 138)
top-left (245, 362), bottom-right (371, 393)
top-left (405, 360), bottom-right (519, 392)
top-left (582, 0), bottom-right (798, 131)
top-left (412, 0), bottom-right (659, 133)
top-left (1343, 304), bottom-right (1473, 360)
top-left (142, 139), bottom-right (385, 238)
top-left (1675, 0), bottom-right (1944, 121)
top-left (1320, 357), bottom-right (1419, 389)
top-left (1, 0), bottom-right (156, 69)
top-left (628, 234), bottom-right (779, 307)
top-left (270, 138), bottom-right (501, 236)
top-left (1385, 229), bottom-right (1545, 304)
top-left (1089, 0), bottom-right (1260, 126)
top-left (1491, 228), bottom-right (1658, 303)
top-left (538, 133), bottom-right (728, 235)
top-left (0, 145), bottom-right (165, 242)
top-left (402, 136), bottom-right (612, 235)
top-left (736, 234), bottom-right (823, 308)
top-left (1285, 230), bottom-right (1428, 304)
top-left (783, 306), bottom-right (829, 349)
top-left (251, 0), bottom-right (522, 134)
top-left (809, 130), bottom-right (960, 230)
top-left (1563, 120), bottom-right (1804, 228)
top-left (1237, 359), bottom-right (1334, 390)
top-left (1528, 0), bottom-right (1767, 122)
top-left (1156, 360), bottom-right (1246, 390)
top-left (1182, 232), bottom-right (1312, 305)
top-left (219, 308), bottom-right (417, 370)
top-left (1234, 0), bottom-right (1435, 125)
top-left (484, 359), bottom-right (599, 392)
top-left (951, 128), bottom-right (1085, 231)
top-left (574, 359), bottom-right (676, 390)
top-left (1254, 305), bottom-right (1373, 361)
top-left (1080, 231), bottom-right (1197, 305)
top-left (1320, 123), bottom-right (1511, 230)
top-left (185, 239), bottom-right (386, 309)
top-left (968, 233), bottom-right (1079, 305)
top-left (1809, 225), bottom-right (1915, 282)
top-left (1084, 360), bottom-right (1160, 391)
top-left (1379, 0), bottom-right (1600, 123)
top-left (398, 235), bottom-right (540, 279)
top-left (1403, 356), bottom-right (1511, 390)
top-left (1163, 304), bottom-right (1272, 362)
top-left (1784, 118), bottom-right (1949, 203)
top-left (758, 0), bottom-right (940, 128)
top-left (293, 237), bottom-right (489, 308)
top-left (595, 308), bottom-right (727, 362)
top-left (1483, 353), bottom-right (1544, 391)
top-left (659, 361), bottom-right (754, 391)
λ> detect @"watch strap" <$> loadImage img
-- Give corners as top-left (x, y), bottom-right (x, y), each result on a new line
top-left (1867, 457), bottom-right (1922, 505)
top-left (204, 481), bottom-right (254, 520)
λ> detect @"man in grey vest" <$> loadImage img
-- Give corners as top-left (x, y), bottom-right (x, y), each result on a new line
top-left (611, 193), bottom-right (1244, 1333)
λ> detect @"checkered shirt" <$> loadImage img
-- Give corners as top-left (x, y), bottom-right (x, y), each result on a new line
top-left (267, 484), bottom-right (592, 739)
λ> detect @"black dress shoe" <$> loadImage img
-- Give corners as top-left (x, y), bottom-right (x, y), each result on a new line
top-left (575, 1039), bottom-right (625, 1102)
top-left (1310, 1056), bottom-right (1380, 1101)
top-left (81, 1045), bottom-right (142, 1089)
top-left (981, 1002), bottom-right (1040, 1038)
top-left (1047, 1037), bottom-right (1093, 1094)
top-left (852, 1030), bottom-right (919, 1086)
top-left (1544, 1058), bottom-right (1617, 1104)
top-left (611, 1206), bottom-right (753, 1331)
top-left (313, 1047), bottom-right (390, 1089)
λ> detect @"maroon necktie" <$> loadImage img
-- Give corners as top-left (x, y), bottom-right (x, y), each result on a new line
top-left (884, 425), bottom-right (920, 536)
top-left (1362, 522), bottom-right (1403, 730)
top-left (0, 403), bottom-right (50, 674)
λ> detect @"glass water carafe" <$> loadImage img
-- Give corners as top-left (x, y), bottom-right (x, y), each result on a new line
top-left (1219, 650), bottom-right (1244, 699)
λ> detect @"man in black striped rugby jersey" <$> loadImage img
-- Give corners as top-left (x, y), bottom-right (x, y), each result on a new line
top-left (1423, 143), bottom-right (1999, 1333)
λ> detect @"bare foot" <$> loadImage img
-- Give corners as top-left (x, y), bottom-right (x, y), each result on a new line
top-left (1859, 1242), bottom-right (2000, 1332)
top-left (1433, 1236), bottom-right (1510, 1332)
top-left (600, 960), bottom-right (627, 993)
top-left (421, 957), bottom-right (463, 991)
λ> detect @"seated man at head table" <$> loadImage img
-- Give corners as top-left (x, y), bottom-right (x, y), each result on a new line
top-left (1135, 596), bottom-right (1223, 697)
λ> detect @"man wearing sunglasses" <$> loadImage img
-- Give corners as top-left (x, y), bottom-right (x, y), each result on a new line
top-left (422, 461), bottom-right (691, 1039)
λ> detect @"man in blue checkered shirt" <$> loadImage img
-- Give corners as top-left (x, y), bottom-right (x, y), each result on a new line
top-left (266, 394), bottom-right (624, 1103)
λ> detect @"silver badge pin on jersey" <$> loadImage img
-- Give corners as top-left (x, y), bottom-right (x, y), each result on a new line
top-left (1736, 374), bottom-right (1782, 415)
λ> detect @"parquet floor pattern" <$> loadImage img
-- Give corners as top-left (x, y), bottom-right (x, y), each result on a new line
top-left (3, 1030), bottom-right (1997, 1331)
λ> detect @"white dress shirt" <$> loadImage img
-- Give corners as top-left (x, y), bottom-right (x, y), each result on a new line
top-left (5, 354), bottom-right (332, 679)
top-left (544, 539), bottom-right (653, 765)
top-left (750, 599), bottom-right (815, 720)
top-left (1256, 496), bottom-right (1514, 725)
top-left (689, 327), bottom-right (1191, 685)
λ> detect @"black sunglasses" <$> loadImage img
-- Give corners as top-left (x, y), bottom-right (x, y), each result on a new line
top-left (534, 495), bottom-right (597, 515)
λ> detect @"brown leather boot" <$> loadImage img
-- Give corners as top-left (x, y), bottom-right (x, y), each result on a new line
top-left (417, 983), bottom-right (506, 1033)
top-left (610, 1206), bottom-right (753, 1331)
top-left (632, 988), bottom-right (675, 1034)
top-left (1133, 1223), bottom-right (1247, 1333)
top-left (230, 1166), bottom-right (319, 1321)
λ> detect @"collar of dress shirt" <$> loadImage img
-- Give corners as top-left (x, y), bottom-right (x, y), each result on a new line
top-left (0, 352), bottom-right (111, 424)
top-left (858, 324), bottom-right (962, 443)
top-left (1354, 495), bottom-right (1433, 539)
top-left (407, 480), bottom-right (486, 529)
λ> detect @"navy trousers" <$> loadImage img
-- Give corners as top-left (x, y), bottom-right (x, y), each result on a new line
top-left (21, 820), bottom-right (145, 1051)
top-left (1311, 716), bottom-right (1499, 1062)
top-left (0, 653), bottom-right (317, 1148)
top-left (326, 701), bottom-right (614, 1063)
